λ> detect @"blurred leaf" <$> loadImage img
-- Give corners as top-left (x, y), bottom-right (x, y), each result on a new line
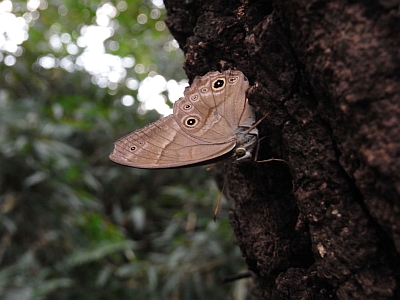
top-left (0, 0), bottom-right (246, 299)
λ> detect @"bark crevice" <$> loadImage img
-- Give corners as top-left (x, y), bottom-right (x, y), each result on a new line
top-left (164, 0), bottom-right (400, 298)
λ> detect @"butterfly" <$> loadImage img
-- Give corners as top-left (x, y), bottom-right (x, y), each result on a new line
top-left (109, 70), bottom-right (259, 169)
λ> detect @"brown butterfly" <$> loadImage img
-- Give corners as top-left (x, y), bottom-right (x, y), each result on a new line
top-left (109, 70), bottom-right (258, 168)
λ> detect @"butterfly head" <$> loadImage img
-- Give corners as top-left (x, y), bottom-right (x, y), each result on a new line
top-left (235, 147), bottom-right (252, 160)
top-left (234, 126), bottom-right (258, 162)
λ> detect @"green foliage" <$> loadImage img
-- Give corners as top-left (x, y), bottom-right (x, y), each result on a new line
top-left (0, 0), bottom-right (248, 299)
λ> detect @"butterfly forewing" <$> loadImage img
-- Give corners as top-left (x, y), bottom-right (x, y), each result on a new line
top-left (173, 70), bottom-right (250, 143)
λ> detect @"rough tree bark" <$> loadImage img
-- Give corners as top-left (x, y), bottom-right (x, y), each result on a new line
top-left (164, 0), bottom-right (400, 299)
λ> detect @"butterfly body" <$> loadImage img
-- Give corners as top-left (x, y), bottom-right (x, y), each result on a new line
top-left (109, 70), bottom-right (258, 169)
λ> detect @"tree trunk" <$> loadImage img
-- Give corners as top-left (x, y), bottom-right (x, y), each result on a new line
top-left (164, 0), bottom-right (400, 299)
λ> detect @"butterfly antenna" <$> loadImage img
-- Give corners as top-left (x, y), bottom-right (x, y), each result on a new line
top-left (255, 135), bottom-right (276, 161)
top-left (257, 157), bottom-right (288, 164)
top-left (254, 136), bottom-right (288, 164)
top-left (214, 178), bottom-right (227, 223)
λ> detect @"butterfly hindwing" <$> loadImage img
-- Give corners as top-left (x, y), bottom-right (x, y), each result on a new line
top-left (109, 115), bottom-right (236, 168)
